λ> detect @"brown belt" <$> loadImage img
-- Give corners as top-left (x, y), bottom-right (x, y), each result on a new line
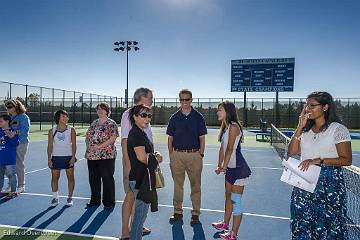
top-left (174, 149), bottom-right (199, 153)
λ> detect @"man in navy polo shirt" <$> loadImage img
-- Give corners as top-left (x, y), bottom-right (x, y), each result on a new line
top-left (167, 89), bottom-right (207, 226)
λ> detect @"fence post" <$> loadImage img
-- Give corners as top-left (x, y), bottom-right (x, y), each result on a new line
top-left (40, 87), bottom-right (43, 130)
top-left (52, 88), bottom-right (54, 128)
top-left (288, 98), bottom-right (291, 128)
top-left (347, 98), bottom-right (350, 127)
top-left (25, 85), bottom-right (28, 108)
top-left (115, 97), bottom-right (118, 123)
top-left (153, 98), bottom-right (156, 125)
top-left (9, 83), bottom-right (12, 98)
top-left (73, 91), bottom-right (76, 127)
top-left (81, 93), bottom-right (84, 127)
top-left (89, 94), bottom-right (92, 124)
top-left (60, 90), bottom-right (64, 109)
top-left (261, 98), bottom-right (264, 121)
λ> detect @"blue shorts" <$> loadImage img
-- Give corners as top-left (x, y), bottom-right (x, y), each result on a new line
top-left (51, 156), bottom-right (73, 170)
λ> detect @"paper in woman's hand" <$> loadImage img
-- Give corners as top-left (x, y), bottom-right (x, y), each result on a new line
top-left (280, 157), bottom-right (321, 193)
top-left (282, 157), bottom-right (321, 183)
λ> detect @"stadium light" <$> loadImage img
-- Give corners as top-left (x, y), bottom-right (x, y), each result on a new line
top-left (113, 41), bottom-right (140, 108)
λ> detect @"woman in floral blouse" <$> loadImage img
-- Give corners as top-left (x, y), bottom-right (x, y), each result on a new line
top-left (85, 102), bottom-right (119, 209)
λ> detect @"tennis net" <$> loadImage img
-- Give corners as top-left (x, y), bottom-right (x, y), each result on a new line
top-left (270, 124), bottom-right (360, 239)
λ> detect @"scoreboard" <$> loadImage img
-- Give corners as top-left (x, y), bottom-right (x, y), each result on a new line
top-left (231, 58), bottom-right (295, 92)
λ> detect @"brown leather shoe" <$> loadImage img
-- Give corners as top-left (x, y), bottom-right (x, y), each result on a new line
top-left (169, 213), bottom-right (183, 224)
top-left (190, 215), bottom-right (200, 226)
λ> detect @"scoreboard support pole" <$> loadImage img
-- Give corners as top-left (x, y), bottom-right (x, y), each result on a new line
top-left (243, 91), bottom-right (247, 127)
top-left (275, 91), bottom-right (279, 127)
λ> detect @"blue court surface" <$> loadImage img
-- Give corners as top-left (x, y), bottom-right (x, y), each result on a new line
top-left (1, 132), bottom-right (357, 239)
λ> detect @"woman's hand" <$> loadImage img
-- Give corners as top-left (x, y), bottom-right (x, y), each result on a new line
top-left (155, 151), bottom-right (163, 163)
top-left (297, 107), bottom-right (308, 131)
top-left (69, 157), bottom-right (76, 167)
top-left (221, 165), bottom-right (228, 173)
top-left (214, 167), bottom-right (222, 175)
top-left (48, 158), bottom-right (53, 169)
top-left (298, 159), bottom-right (319, 171)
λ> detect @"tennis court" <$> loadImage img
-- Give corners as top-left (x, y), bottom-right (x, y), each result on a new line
top-left (0, 127), bottom-right (359, 239)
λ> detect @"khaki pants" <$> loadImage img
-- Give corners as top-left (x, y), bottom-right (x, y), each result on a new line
top-left (170, 151), bottom-right (203, 216)
top-left (16, 143), bottom-right (28, 188)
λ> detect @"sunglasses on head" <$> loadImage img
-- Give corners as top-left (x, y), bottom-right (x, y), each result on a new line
top-left (180, 98), bottom-right (191, 102)
top-left (139, 112), bottom-right (152, 119)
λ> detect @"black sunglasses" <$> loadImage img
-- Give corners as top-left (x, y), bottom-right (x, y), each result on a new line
top-left (180, 98), bottom-right (191, 102)
top-left (6, 106), bottom-right (14, 109)
top-left (139, 112), bottom-right (152, 119)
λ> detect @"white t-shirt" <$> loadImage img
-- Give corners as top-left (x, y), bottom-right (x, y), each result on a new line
top-left (52, 126), bottom-right (73, 156)
top-left (300, 122), bottom-right (351, 161)
top-left (120, 109), bottom-right (153, 143)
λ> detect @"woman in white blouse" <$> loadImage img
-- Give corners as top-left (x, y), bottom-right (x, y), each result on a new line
top-left (287, 91), bottom-right (352, 240)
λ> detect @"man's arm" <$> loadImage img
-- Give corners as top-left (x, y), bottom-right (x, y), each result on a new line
top-left (168, 136), bottom-right (174, 153)
top-left (199, 135), bottom-right (205, 155)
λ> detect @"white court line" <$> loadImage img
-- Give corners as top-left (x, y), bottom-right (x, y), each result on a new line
top-left (0, 224), bottom-right (117, 240)
top-left (24, 158), bottom-right (85, 175)
top-left (25, 168), bottom-right (48, 175)
top-left (202, 163), bottom-right (282, 170)
top-left (162, 162), bottom-right (282, 170)
top-left (24, 159), bottom-right (281, 176)
top-left (20, 192), bottom-right (290, 221)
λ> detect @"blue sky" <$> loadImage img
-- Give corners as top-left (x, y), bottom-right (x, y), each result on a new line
top-left (0, 0), bottom-right (359, 99)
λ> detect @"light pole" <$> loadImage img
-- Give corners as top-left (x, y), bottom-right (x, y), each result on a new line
top-left (113, 41), bottom-right (140, 108)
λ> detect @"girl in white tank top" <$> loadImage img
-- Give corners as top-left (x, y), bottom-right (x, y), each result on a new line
top-left (47, 110), bottom-right (76, 207)
top-left (212, 101), bottom-right (251, 240)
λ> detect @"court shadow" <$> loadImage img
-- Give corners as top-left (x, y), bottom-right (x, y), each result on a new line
top-left (213, 231), bottom-right (224, 239)
top-left (1, 207), bottom-right (66, 240)
top-left (81, 208), bottom-right (114, 235)
top-left (172, 219), bottom-right (185, 240)
top-left (59, 205), bottom-right (99, 235)
top-left (192, 222), bottom-right (205, 240)
top-left (0, 198), bottom-right (11, 205)
top-left (22, 206), bottom-right (55, 228)
top-left (36, 205), bottom-right (68, 229)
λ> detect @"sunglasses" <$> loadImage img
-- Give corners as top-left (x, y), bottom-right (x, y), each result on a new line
top-left (180, 98), bottom-right (191, 102)
top-left (6, 106), bottom-right (14, 109)
top-left (139, 112), bottom-right (152, 119)
top-left (305, 103), bottom-right (322, 109)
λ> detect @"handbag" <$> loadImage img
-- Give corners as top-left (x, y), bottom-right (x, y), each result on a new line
top-left (155, 165), bottom-right (165, 189)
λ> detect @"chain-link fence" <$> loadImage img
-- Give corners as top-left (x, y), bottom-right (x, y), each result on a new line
top-left (1, 81), bottom-right (359, 130)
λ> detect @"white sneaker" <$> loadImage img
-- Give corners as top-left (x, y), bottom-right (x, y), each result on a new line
top-left (66, 198), bottom-right (73, 207)
top-left (16, 186), bottom-right (25, 194)
top-left (51, 198), bottom-right (59, 207)
top-left (1, 186), bottom-right (11, 194)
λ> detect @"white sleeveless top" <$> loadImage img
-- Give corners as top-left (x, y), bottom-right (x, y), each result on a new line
top-left (300, 122), bottom-right (351, 161)
top-left (52, 126), bottom-right (73, 156)
top-left (221, 123), bottom-right (242, 168)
